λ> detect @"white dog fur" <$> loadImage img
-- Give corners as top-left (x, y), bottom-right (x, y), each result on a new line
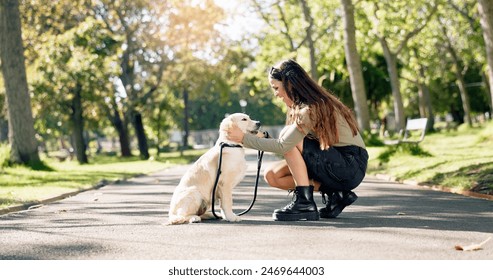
top-left (167, 113), bottom-right (261, 225)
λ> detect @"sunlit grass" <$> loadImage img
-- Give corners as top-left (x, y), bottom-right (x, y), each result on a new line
top-left (367, 121), bottom-right (493, 193)
top-left (0, 149), bottom-right (207, 210)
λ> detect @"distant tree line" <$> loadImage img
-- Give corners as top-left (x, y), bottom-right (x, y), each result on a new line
top-left (0, 0), bottom-right (492, 165)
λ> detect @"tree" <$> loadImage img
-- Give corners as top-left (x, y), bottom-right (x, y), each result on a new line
top-left (31, 17), bottom-right (120, 164)
top-left (402, 48), bottom-right (435, 131)
top-left (439, 18), bottom-right (473, 126)
top-left (251, 0), bottom-right (336, 80)
top-left (165, 0), bottom-right (227, 149)
top-left (366, 1), bottom-right (437, 131)
top-left (478, 0), bottom-right (493, 116)
top-left (341, 0), bottom-right (370, 131)
top-left (0, 0), bottom-right (40, 165)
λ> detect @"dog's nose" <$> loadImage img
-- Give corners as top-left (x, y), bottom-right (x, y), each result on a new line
top-left (255, 121), bottom-right (261, 128)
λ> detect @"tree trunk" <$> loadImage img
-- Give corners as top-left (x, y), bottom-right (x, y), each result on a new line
top-left (101, 97), bottom-right (132, 157)
top-left (454, 73), bottom-right (473, 126)
top-left (442, 25), bottom-right (472, 126)
top-left (417, 64), bottom-right (434, 131)
top-left (155, 106), bottom-right (164, 156)
top-left (0, 0), bottom-right (40, 165)
top-left (483, 71), bottom-right (492, 119)
top-left (0, 118), bottom-right (8, 142)
top-left (380, 39), bottom-right (406, 131)
top-left (341, 0), bottom-right (370, 132)
top-left (478, 0), bottom-right (493, 116)
top-left (119, 38), bottom-right (150, 159)
top-left (111, 97), bottom-right (132, 157)
top-left (71, 83), bottom-right (88, 164)
top-left (299, 0), bottom-right (318, 80)
top-left (112, 106), bottom-right (132, 157)
top-left (182, 88), bottom-right (190, 149)
top-left (132, 111), bottom-right (149, 160)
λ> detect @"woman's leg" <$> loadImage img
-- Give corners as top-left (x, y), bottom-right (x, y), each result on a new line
top-left (264, 142), bottom-right (321, 191)
top-left (263, 142), bottom-right (307, 189)
top-left (263, 160), bottom-right (295, 190)
top-left (284, 142), bottom-right (310, 186)
top-left (270, 141), bottom-right (319, 221)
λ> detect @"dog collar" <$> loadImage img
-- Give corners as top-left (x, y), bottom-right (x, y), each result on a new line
top-left (219, 142), bottom-right (243, 148)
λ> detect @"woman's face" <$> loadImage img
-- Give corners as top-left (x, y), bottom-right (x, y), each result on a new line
top-left (269, 78), bottom-right (294, 107)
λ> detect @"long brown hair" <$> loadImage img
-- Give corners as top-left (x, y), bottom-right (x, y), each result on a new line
top-left (269, 59), bottom-right (359, 149)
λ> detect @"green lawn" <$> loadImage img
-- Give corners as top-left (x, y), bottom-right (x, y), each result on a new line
top-left (367, 120), bottom-right (493, 194)
top-left (0, 149), bottom-right (206, 210)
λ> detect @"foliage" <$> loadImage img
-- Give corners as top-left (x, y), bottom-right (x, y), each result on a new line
top-left (29, 16), bottom-right (120, 149)
top-left (361, 131), bottom-right (384, 147)
top-left (1, 0), bottom-right (491, 163)
top-left (376, 143), bottom-right (432, 164)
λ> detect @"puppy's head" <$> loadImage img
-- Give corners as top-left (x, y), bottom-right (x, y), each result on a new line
top-left (219, 113), bottom-right (261, 144)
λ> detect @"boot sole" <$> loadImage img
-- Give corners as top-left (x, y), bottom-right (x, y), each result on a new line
top-left (273, 211), bottom-right (320, 221)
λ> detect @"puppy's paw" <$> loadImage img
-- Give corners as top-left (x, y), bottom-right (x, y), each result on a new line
top-left (224, 214), bottom-right (241, 222)
top-left (188, 215), bottom-right (202, 223)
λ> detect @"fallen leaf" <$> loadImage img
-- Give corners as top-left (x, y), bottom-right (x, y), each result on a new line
top-left (455, 236), bottom-right (491, 251)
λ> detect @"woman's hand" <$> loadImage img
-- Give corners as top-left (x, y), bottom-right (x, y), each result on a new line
top-left (226, 124), bottom-right (245, 143)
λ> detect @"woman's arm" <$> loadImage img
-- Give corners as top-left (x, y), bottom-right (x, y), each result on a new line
top-left (241, 124), bottom-right (306, 154)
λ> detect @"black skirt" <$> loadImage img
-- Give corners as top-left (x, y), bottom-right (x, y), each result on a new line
top-left (302, 137), bottom-right (368, 192)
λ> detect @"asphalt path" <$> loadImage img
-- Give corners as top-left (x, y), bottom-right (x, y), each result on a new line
top-left (1, 151), bottom-right (492, 260)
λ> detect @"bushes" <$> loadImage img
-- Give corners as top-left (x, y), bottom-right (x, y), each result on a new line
top-left (362, 131), bottom-right (384, 147)
top-left (377, 143), bottom-right (432, 164)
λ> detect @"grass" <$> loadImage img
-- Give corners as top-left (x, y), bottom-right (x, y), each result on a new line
top-left (367, 120), bottom-right (493, 195)
top-left (0, 149), bottom-right (206, 210)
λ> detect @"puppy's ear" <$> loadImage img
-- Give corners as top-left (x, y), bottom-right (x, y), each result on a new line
top-left (220, 117), bottom-right (233, 131)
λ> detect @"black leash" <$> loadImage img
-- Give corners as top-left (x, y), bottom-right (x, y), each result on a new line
top-left (211, 142), bottom-right (265, 219)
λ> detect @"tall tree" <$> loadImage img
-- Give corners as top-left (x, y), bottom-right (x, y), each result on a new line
top-left (367, 1), bottom-right (437, 131)
top-left (0, 0), bottom-right (40, 165)
top-left (478, 0), bottom-right (493, 115)
top-left (299, 0), bottom-right (318, 80)
top-left (93, 0), bottom-right (172, 159)
top-left (341, 0), bottom-right (370, 131)
top-left (439, 19), bottom-right (473, 126)
top-left (165, 0), bottom-right (226, 149)
top-left (31, 17), bottom-right (120, 164)
top-left (251, 0), bottom-right (335, 79)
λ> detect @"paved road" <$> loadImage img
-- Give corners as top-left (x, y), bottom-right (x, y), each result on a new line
top-left (0, 151), bottom-right (492, 260)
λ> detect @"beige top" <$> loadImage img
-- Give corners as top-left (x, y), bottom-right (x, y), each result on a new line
top-left (242, 107), bottom-right (366, 154)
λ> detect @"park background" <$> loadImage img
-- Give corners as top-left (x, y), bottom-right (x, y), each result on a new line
top-left (1, 0), bottom-right (493, 211)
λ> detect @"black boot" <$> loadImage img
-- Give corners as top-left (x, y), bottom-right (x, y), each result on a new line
top-left (320, 190), bottom-right (358, 218)
top-left (273, 186), bottom-right (319, 221)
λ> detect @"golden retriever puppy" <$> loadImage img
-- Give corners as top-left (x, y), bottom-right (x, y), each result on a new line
top-left (167, 113), bottom-right (261, 225)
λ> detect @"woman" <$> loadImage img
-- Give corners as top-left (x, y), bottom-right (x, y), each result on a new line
top-left (226, 59), bottom-right (368, 221)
